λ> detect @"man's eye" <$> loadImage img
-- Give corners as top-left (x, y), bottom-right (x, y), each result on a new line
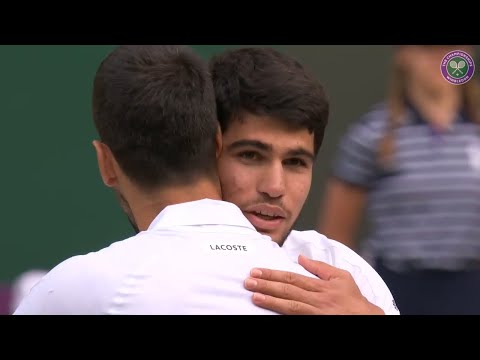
top-left (284, 158), bottom-right (307, 167)
top-left (238, 151), bottom-right (259, 160)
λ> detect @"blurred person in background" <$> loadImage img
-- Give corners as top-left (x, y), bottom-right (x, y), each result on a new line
top-left (317, 45), bottom-right (480, 314)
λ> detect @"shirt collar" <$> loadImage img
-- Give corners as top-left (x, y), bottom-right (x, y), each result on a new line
top-left (147, 199), bottom-right (256, 231)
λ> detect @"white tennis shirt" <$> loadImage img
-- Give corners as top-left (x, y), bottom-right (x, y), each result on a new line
top-left (14, 199), bottom-right (317, 315)
top-left (14, 199), bottom-right (399, 315)
top-left (283, 231), bottom-right (400, 315)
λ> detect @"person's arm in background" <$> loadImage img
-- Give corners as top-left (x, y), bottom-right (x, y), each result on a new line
top-left (316, 106), bottom-right (386, 251)
top-left (317, 178), bottom-right (367, 251)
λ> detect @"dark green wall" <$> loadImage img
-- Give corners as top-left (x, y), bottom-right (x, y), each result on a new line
top-left (1, 45), bottom-right (116, 282)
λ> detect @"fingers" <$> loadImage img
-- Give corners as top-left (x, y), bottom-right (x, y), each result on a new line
top-left (251, 293), bottom-right (321, 315)
top-left (298, 254), bottom-right (345, 280)
top-left (249, 267), bottom-right (324, 292)
top-left (244, 276), bottom-right (317, 305)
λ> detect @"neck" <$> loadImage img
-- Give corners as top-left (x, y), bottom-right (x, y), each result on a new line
top-left (128, 176), bottom-right (222, 232)
top-left (407, 82), bottom-right (462, 130)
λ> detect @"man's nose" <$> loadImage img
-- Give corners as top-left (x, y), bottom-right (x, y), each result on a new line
top-left (258, 163), bottom-right (286, 199)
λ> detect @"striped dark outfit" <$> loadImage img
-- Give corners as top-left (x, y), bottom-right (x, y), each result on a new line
top-left (333, 102), bottom-right (480, 314)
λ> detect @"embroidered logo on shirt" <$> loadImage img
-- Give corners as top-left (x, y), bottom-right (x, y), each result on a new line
top-left (200, 241), bottom-right (255, 254)
top-left (209, 244), bottom-right (248, 251)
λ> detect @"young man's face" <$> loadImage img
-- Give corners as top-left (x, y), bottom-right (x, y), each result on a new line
top-left (217, 113), bottom-right (315, 245)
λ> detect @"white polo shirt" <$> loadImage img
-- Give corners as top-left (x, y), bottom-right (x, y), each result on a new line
top-left (283, 230), bottom-right (400, 315)
top-left (14, 199), bottom-right (316, 315)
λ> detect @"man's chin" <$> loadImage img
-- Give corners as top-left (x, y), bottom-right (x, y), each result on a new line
top-left (257, 228), bottom-right (292, 246)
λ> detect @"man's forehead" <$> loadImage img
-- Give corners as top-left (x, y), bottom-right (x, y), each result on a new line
top-left (223, 115), bottom-right (314, 150)
top-left (223, 132), bottom-right (314, 159)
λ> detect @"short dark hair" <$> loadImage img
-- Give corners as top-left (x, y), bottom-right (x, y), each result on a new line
top-left (92, 45), bottom-right (218, 190)
top-left (209, 47), bottom-right (329, 155)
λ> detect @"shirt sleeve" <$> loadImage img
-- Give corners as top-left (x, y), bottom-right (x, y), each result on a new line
top-left (331, 107), bottom-right (387, 188)
top-left (330, 240), bottom-right (400, 315)
top-left (352, 262), bottom-right (400, 315)
top-left (284, 230), bottom-right (400, 315)
top-left (13, 255), bottom-right (104, 315)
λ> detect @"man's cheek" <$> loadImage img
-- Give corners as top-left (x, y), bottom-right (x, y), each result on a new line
top-left (221, 176), bottom-right (242, 201)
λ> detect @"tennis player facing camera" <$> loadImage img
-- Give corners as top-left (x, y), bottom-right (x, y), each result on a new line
top-left (209, 47), bottom-right (399, 315)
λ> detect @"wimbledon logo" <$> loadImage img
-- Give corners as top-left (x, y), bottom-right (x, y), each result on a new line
top-left (440, 50), bottom-right (475, 85)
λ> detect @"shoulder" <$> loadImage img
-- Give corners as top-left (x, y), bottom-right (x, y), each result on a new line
top-left (284, 230), bottom-right (373, 267)
top-left (284, 230), bottom-right (400, 315)
top-left (12, 253), bottom-right (99, 314)
top-left (344, 102), bottom-right (390, 141)
top-left (13, 235), bottom-right (145, 315)
top-left (285, 230), bottom-right (375, 277)
top-left (334, 102), bottom-right (390, 166)
top-left (357, 102), bottom-right (389, 127)
top-left (282, 230), bottom-right (331, 262)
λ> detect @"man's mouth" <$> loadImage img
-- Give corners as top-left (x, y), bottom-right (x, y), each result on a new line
top-left (252, 211), bottom-right (283, 220)
top-left (243, 204), bottom-right (287, 232)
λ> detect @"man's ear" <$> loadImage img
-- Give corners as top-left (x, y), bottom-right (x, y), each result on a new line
top-left (92, 140), bottom-right (118, 188)
top-left (215, 125), bottom-right (223, 159)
